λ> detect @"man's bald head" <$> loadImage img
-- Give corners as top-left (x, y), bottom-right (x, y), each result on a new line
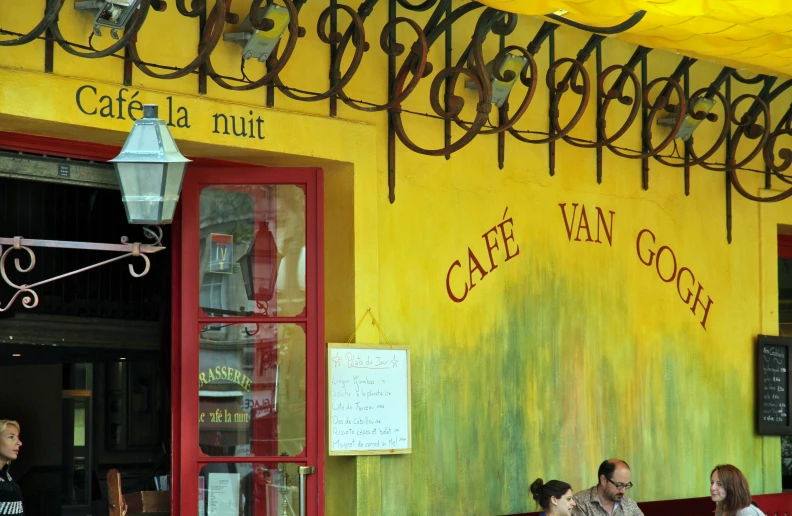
top-left (598, 459), bottom-right (630, 481)
top-left (597, 459), bottom-right (633, 504)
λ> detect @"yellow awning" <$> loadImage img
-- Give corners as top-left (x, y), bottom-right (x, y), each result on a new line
top-left (474, 0), bottom-right (792, 78)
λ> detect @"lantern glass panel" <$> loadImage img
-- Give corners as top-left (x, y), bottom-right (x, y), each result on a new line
top-left (124, 122), bottom-right (161, 154)
top-left (161, 162), bottom-right (187, 223)
top-left (117, 162), bottom-right (165, 223)
top-left (160, 128), bottom-right (181, 156)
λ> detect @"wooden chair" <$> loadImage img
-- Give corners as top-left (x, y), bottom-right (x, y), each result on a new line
top-left (106, 469), bottom-right (170, 516)
top-left (107, 469), bottom-right (128, 516)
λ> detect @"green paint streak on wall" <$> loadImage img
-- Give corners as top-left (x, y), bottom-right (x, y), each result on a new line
top-left (378, 251), bottom-right (772, 515)
top-left (502, 315), bottom-right (529, 509)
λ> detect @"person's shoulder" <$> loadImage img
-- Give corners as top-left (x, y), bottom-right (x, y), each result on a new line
top-left (622, 495), bottom-right (645, 515)
top-left (572, 486), bottom-right (596, 501)
top-left (571, 486), bottom-right (597, 512)
top-left (623, 495), bottom-right (641, 507)
top-left (737, 505), bottom-right (766, 516)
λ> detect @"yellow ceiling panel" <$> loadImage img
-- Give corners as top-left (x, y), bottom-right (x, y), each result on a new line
top-left (708, 25), bottom-right (772, 41)
top-left (769, 47), bottom-right (792, 59)
top-left (655, 19), bottom-right (736, 35)
top-left (747, 15), bottom-right (792, 32)
top-left (705, 10), bottom-right (761, 24)
top-left (473, 0), bottom-right (792, 77)
top-left (727, 48), bottom-right (772, 59)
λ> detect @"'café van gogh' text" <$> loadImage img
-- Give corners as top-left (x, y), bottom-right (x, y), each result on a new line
top-left (75, 84), bottom-right (265, 141)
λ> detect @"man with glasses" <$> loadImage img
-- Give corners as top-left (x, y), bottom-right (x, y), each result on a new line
top-left (571, 459), bottom-right (644, 516)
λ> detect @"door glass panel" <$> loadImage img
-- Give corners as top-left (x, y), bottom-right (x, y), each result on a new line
top-left (75, 363), bottom-right (93, 390)
top-left (199, 323), bottom-right (306, 457)
top-left (73, 402), bottom-right (86, 447)
top-left (62, 393), bottom-right (91, 510)
top-left (199, 185), bottom-right (306, 318)
top-left (199, 462), bottom-right (299, 516)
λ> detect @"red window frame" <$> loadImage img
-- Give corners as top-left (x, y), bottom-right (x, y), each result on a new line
top-left (179, 166), bottom-right (326, 516)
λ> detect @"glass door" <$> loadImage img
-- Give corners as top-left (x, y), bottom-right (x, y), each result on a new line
top-left (180, 167), bottom-right (324, 516)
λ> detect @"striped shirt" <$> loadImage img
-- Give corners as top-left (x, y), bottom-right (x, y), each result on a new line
top-left (0, 464), bottom-right (24, 515)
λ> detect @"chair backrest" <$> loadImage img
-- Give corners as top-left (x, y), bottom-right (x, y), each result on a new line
top-left (639, 496), bottom-right (713, 516)
top-left (107, 469), bottom-right (127, 516)
top-left (753, 492), bottom-right (792, 516)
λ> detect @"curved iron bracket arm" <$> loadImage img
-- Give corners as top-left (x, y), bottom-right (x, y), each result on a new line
top-left (545, 10), bottom-right (646, 35)
top-left (0, 234), bottom-right (166, 313)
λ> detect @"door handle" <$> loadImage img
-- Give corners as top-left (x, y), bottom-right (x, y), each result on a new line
top-left (298, 466), bottom-right (316, 516)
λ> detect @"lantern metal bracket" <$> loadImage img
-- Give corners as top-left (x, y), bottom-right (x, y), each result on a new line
top-left (0, 226), bottom-right (165, 313)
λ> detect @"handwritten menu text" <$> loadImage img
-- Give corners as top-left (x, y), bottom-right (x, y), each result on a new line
top-left (329, 348), bottom-right (411, 454)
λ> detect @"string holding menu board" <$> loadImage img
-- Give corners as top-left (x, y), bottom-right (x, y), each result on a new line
top-left (327, 343), bottom-right (411, 455)
top-left (757, 335), bottom-right (792, 436)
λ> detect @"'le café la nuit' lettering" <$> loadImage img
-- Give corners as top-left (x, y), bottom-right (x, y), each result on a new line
top-left (75, 85), bottom-right (265, 140)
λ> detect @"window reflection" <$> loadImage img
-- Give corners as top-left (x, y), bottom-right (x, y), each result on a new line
top-left (199, 323), bottom-right (306, 457)
top-left (199, 462), bottom-right (299, 516)
top-left (199, 185), bottom-right (306, 318)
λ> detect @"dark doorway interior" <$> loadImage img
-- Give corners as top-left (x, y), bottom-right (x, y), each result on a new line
top-left (0, 172), bottom-right (172, 516)
top-left (779, 233), bottom-right (792, 490)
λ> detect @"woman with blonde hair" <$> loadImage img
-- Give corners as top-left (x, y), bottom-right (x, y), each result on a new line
top-left (710, 464), bottom-right (765, 516)
top-left (0, 420), bottom-right (24, 515)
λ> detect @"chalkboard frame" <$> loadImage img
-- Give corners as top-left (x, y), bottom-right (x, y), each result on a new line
top-left (756, 335), bottom-right (792, 435)
top-left (326, 343), bottom-right (412, 456)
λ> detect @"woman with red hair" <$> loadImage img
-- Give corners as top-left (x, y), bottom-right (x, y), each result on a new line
top-left (710, 464), bottom-right (766, 516)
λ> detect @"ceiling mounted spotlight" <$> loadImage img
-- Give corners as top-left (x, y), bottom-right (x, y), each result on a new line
top-left (465, 54), bottom-right (529, 108)
top-left (224, 4), bottom-right (291, 62)
top-left (489, 55), bottom-right (529, 108)
top-left (74, 0), bottom-right (140, 40)
top-left (658, 96), bottom-right (718, 141)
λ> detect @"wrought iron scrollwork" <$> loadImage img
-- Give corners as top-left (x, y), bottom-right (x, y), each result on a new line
top-left (0, 232), bottom-right (165, 313)
top-left (336, 16), bottom-right (429, 111)
top-left (127, 0), bottom-right (235, 79)
top-left (0, 242), bottom-right (38, 311)
top-left (0, 0), bottom-right (65, 46)
top-left (274, 1), bottom-right (367, 101)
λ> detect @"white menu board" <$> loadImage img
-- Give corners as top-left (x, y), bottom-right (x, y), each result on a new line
top-left (327, 343), bottom-right (411, 455)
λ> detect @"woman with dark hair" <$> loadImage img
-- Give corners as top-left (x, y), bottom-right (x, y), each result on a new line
top-left (0, 420), bottom-right (23, 515)
top-left (530, 477), bottom-right (576, 516)
top-left (710, 464), bottom-right (765, 516)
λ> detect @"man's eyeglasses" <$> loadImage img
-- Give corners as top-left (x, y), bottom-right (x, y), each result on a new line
top-left (607, 478), bottom-right (634, 491)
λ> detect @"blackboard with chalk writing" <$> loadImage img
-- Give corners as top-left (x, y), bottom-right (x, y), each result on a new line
top-left (757, 335), bottom-right (792, 435)
top-left (327, 343), bottom-right (411, 455)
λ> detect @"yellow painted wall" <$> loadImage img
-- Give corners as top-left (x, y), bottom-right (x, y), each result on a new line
top-left (2, 2), bottom-right (792, 515)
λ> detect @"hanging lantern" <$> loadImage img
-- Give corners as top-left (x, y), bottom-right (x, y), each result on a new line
top-left (110, 104), bottom-right (191, 225)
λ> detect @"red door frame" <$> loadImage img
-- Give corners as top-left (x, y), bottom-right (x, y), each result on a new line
top-left (171, 204), bottom-right (183, 515)
top-left (180, 166), bottom-right (325, 516)
top-left (0, 132), bottom-right (327, 516)
top-left (780, 234), bottom-right (792, 259)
